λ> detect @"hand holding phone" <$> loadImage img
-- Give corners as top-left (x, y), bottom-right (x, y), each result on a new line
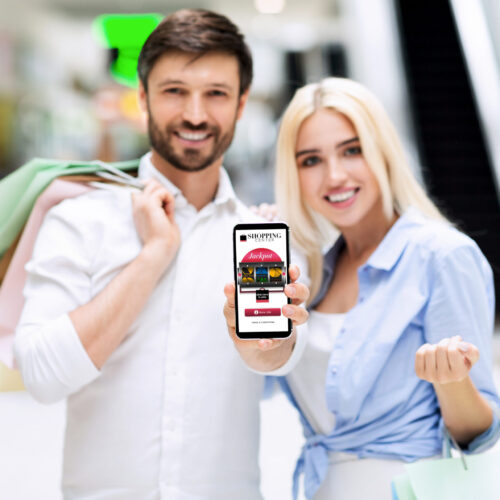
top-left (232, 223), bottom-right (292, 339)
top-left (223, 264), bottom-right (310, 370)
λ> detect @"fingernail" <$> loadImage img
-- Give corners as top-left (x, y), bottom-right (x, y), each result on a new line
top-left (458, 342), bottom-right (469, 352)
top-left (283, 306), bottom-right (293, 316)
top-left (286, 285), bottom-right (296, 297)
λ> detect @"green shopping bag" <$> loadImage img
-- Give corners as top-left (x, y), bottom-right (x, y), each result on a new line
top-left (392, 451), bottom-right (500, 500)
top-left (0, 158), bottom-right (139, 257)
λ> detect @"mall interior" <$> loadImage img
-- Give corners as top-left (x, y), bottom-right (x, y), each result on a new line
top-left (1, 0), bottom-right (499, 498)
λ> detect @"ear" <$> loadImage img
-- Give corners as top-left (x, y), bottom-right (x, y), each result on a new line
top-left (137, 81), bottom-right (148, 114)
top-left (236, 88), bottom-right (250, 121)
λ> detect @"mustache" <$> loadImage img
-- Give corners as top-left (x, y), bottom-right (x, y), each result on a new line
top-left (175, 121), bottom-right (211, 131)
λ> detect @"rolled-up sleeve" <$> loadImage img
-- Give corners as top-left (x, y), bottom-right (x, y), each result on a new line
top-left (424, 241), bottom-right (500, 452)
top-left (14, 201), bottom-right (100, 404)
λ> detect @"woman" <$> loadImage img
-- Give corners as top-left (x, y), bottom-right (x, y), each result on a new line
top-left (227, 77), bottom-right (500, 499)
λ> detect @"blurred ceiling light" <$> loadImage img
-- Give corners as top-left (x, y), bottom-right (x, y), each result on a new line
top-left (254, 0), bottom-right (285, 15)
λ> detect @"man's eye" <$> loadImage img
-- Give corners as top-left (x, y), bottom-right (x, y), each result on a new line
top-left (164, 88), bottom-right (182, 95)
top-left (301, 156), bottom-right (321, 167)
top-left (208, 90), bottom-right (227, 97)
top-left (344, 145), bottom-right (362, 156)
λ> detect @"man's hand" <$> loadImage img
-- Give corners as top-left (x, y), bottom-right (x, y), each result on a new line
top-left (132, 179), bottom-right (181, 270)
top-left (223, 264), bottom-right (309, 371)
top-left (415, 336), bottom-right (480, 385)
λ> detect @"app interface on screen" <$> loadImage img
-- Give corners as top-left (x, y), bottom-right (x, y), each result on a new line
top-left (235, 227), bottom-right (289, 334)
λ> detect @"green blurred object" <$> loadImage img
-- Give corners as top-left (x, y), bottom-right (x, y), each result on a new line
top-left (391, 452), bottom-right (500, 500)
top-left (92, 14), bottom-right (163, 88)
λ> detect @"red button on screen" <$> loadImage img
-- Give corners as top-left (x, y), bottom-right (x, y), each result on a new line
top-left (245, 308), bottom-right (281, 317)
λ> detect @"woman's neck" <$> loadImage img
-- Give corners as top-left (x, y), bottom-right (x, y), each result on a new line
top-left (340, 208), bottom-right (398, 265)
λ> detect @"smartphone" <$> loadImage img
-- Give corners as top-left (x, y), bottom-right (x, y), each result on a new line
top-left (233, 222), bottom-right (292, 339)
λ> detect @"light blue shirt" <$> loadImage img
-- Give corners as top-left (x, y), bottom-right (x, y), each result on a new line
top-left (276, 208), bottom-right (500, 499)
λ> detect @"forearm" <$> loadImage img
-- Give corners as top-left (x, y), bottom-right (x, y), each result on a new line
top-left (434, 376), bottom-right (493, 446)
top-left (70, 243), bottom-right (170, 368)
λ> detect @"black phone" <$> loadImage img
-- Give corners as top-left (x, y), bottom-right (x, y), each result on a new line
top-left (233, 222), bottom-right (292, 339)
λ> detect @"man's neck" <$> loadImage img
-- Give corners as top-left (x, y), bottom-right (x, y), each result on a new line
top-left (149, 151), bottom-right (222, 211)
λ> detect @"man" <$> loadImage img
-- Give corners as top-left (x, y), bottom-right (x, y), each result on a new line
top-left (14, 9), bottom-right (308, 500)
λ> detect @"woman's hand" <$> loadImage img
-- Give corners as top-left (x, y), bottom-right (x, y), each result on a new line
top-left (249, 202), bottom-right (280, 221)
top-left (415, 336), bottom-right (480, 385)
top-left (132, 179), bottom-right (181, 271)
top-left (223, 264), bottom-right (309, 371)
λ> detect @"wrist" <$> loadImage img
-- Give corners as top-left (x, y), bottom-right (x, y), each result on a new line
top-left (433, 374), bottom-right (472, 393)
top-left (140, 241), bottom-right (176, 272)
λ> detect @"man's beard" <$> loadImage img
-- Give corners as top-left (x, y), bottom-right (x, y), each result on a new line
top-left (147, 107), bottom-right (237, 173)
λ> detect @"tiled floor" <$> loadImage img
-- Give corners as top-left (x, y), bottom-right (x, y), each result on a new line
top-left (1, 334), bottom-right (499, 500)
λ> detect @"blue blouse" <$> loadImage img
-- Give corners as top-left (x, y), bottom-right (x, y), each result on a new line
top-left (277, 208), bottom-right (500, 499)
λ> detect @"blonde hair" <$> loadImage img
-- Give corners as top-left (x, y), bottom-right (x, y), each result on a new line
top-left (275, 77), bottom-right (447, 304)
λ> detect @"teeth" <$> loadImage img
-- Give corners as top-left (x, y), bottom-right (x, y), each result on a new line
top-left (178, 132), bottom-right (209, 141)
top-left (327, 190), bottom-right (356, 203)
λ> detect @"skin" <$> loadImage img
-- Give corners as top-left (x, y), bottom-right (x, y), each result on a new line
top-left (70, 50), bottom-right (309, 371)
top-left (294, 108), bottom-right (492, 445)
top-left (138, 50), bottom-right (248, 210)
top-left (223, 265), bottom-right (310, 371)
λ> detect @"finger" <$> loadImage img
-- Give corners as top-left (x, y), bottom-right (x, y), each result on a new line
top-left (423, 344), bottom-right (436, 379)
top-left (223, 282), bottom-right (236, 308)
top-left (285, 282), bottom-right (309, 306)
top-left (158, 189), bottom-right (176, 217)
top-left (459, 342), bottom-right (480, 366)
top-left (282, 304), bottom-right (309, 326)
top-left (415, 345), bottom-right (426, 378)
top-left (289, 264), bottom-right (300, 283)
top-left (447, 337), bottom-right (466, 376)
top-left (257, 338), bottom-right (279, 351)
top-left (436, 338), bottom-right (452, 374)
top-left (223, 304), bottom-right (236, 330)
top-left (259, 203), bottom-right (270, 216)
top-left (142, 178), bottom-right (160, 194)
top-left (266, 207), bottom-right (278, 221)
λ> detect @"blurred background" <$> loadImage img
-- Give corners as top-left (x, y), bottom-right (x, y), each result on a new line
top-left (1, 0), bottom-right (500, 498)
top-left (0, 0), bottom-right (499, 301)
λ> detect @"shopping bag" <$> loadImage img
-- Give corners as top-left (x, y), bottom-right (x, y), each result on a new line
top-left (392, 451), bottom-right (500, 500)
top-left (0, 160), bottom-right (140, 391)
top-left (0, 158), bottom-right (139, 258)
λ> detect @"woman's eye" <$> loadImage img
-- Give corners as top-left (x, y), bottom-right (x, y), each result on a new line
top-left (301, 156), bottom-right (321, 167)
top-left (344, 145), bottom-right (362, 156)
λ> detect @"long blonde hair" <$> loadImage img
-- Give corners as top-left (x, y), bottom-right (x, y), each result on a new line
top-left (275, 77), bottom-right (447, 304)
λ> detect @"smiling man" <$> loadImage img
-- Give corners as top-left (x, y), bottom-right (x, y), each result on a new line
top-left (14, 9), bottom-right (308, 500)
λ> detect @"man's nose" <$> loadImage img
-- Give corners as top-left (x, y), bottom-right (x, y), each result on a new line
top-left (182, 94), bottom-right (208, 126)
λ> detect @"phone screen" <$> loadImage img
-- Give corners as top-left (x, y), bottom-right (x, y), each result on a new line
top-left (233, 223), bottom-right (292, 338)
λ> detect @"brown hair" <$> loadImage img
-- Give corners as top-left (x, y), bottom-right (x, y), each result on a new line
top-left (138, 9), bottom-right (253, 95)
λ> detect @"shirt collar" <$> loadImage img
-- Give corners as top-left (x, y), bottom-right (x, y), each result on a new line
top-left (365, 207), bottom-right (424, 271)
top-left (138, 152), bottom-right (237, 211)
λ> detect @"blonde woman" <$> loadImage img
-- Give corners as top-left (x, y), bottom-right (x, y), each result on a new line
top-left (224, 77), bottom-right (500, 499)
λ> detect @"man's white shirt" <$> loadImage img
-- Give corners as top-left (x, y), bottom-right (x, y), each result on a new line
top-left (14, 153), bottom-right (307, 500)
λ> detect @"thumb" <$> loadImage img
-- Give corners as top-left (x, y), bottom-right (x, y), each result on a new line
top-left (458, 342), bottom-right (480, 366)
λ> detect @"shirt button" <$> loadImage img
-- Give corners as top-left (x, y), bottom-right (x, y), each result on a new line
top-left (340, 328), bottom-right (345, 334)
top-left (331, 366), bottom-right (337, 374)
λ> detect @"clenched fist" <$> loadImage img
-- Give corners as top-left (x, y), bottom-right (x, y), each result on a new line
top-left (415, 336), bottom-right (479, 385)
